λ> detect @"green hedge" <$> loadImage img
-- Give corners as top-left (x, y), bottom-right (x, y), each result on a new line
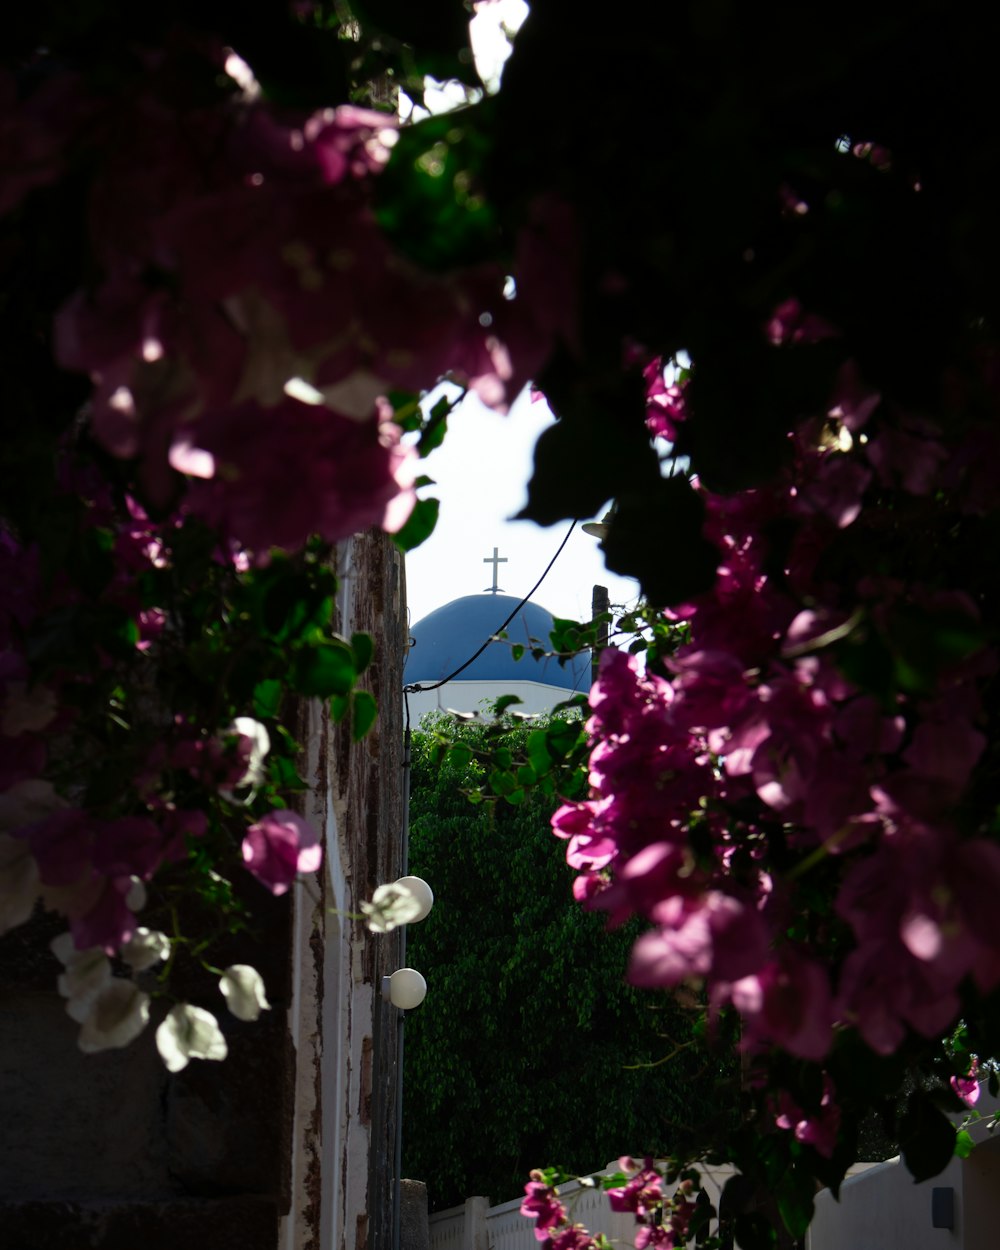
top-left (402, 721), bottom-right (738, 1210)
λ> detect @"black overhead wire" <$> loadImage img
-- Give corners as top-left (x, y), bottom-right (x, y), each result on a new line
top-left (402, 519), bottom-right (579, 730)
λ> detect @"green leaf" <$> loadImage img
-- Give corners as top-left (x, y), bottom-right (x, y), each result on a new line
top-left (376, 109), bottom-right (498, 271)
top-left (118, 616), bottom-right (140, 648)
top-left (510, 644), bottom-right (525, 661)
top-left (492, 693), bottom-right (523, 714)
top-left (269, 754), bottom-right (307, 791)
top-left (546, 718), bottom-right (585, 759)
top-left (250, 562), bottom-right (336, 643)
top-left (253, 678), bottom-right (283, 720)
top-left (776, 1168), bottom-right (815, 1239)
top-left (392, 408), bottom-right (423, 434)
top-left (550, 616), bottom-right (584, 654)
top-left (351, 632), bottom-right (374, 675)
top-left (734, 1212), bottom-right (776, 1250)
top-left (331, 694), bottom-right (350, 723)
top-left (489, 767), bottom-right (518, 797)
top-left (351, 690), bottom-right (378, 741)
top-left (954, 1130), bottom-right (975, 1159)
top-left (526, 729), bottom-right (553, 777)
top-left (419, 403), bottom-right (450, 454)
top-left (448, 741), bottom-right (473, 770)
top-left (392, 498), bottom-right (440, 552)
top-left (551, 693), bottom-right (589, 714)
top-left (293, 641), bottom-right (357, 697)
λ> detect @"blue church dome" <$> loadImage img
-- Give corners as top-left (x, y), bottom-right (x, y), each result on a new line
top-left (406, 594), bottom-right (590, 692)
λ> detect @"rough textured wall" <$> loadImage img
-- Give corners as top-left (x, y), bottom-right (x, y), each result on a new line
top-left (0, 859), bottom-right (294, 1250)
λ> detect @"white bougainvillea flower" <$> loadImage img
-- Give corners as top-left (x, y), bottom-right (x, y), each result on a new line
top-left (360, 881), bottom-right (421, 934)
top-left (0, 778), bottom-right (67, 831)
top-left (219, 964), bottom-right (271, 1021)
top-left (0, 834), bottom-right (39, 935)
top-left (121, 927), bottom-right (172, 972)
top-left (156, 1003), bottom-right (228, 1072)
top-left (221, 717), bottom-right (271, 800)
top-left (1, 681), bottom-right (58, 736)
top-left (51, 932), bottom-right (113, 1022)
top-left (125, 875), bottom-right (147, 911)
top-left (77, 980), bottom-right (151, 1053)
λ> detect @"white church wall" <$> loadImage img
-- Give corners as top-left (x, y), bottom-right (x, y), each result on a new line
top-left (407, 679), bottom-right (590, 727)
top-left (807, 1093), bottom-right (1000, 1250)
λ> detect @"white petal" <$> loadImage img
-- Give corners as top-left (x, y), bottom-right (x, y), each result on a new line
top-left (361, 881), bottom-right (421, 933)
top-left (1, 682), bottom-right (58, 736)
top-left (220, 964), bottom-right (271, 1022)
top-left (121, 928), bottom-right (171, 972)
top-left (0, 835), bottom-right (39, 934)
top-left (125, 876), bottom-right (147, 911)
top-left (77, 981), bottom-right (150, 1053)
top-left (50, 931), bottom-right (77, 965)
top-left (221, 717), bottom-right (272, 797)
top-left (58, 949), bottom-right (112, 1007)
top-left (156, 1004), bottom-right (228, 1073)
top-left (233, 717), bottom-right (270, 763)
top-left (0, 780), bottom-right (67, 831)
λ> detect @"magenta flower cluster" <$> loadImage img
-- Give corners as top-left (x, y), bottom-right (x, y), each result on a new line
top-left (521, 1161), bottom-right (698, 1250)
top-left (554, 332), bottom-right (1000, 1105)
top-left (1, 23), bottom-right (589, 1069)
top-left (6, 39), bottom-right (554, 562)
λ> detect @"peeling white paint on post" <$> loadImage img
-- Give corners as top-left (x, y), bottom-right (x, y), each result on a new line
top-left (280, 532), bottom-right (409, 1250)
top-left (318, 810), bottom-right (350, 1250)
top-left (281, 695), bottom-right (342, 1250)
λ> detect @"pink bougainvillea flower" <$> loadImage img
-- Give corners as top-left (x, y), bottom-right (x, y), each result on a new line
top-left (69, 879), bottom-right (140, 954)
top-left (634, 1224), bottom-right (674, 1250)
top-left (178, 394), bottom-right (416, 559)
top-left (951, 1058), bottom-right (981, 1107)
top-left (773, 1074), bottom-right (841, 1157)
top-left (607, 1159), bottom-right (662, 1216)
top-left (520, 1175), bottom-right (566, 1241)
top-left (765, 297), bottom-right (838, 347)
top-left (731, 948), bottom-right (834, 1060)
top-left (242, 809), bottom-right (322, 895)
top-left (549, 1228), bottom-right (595, 1250)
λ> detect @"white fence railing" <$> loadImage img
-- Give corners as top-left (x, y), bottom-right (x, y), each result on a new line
top-left (429, 1163), bottom-right (738, 1250)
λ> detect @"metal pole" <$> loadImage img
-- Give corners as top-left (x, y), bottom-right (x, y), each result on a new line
top-left (591, 584), bottom-right (609, 687)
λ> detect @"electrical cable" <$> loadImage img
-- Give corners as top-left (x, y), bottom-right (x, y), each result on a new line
top-left (402, 519), bottom-right (578, 698)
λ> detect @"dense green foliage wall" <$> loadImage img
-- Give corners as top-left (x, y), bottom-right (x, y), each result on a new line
top-left (402, 720), bottom-right (737, 1210)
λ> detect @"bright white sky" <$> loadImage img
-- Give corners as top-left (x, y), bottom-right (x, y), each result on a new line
top-left (404, 387), bottom-right (640, 628)
top-left (401, 0), bottom-right (640, 630)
